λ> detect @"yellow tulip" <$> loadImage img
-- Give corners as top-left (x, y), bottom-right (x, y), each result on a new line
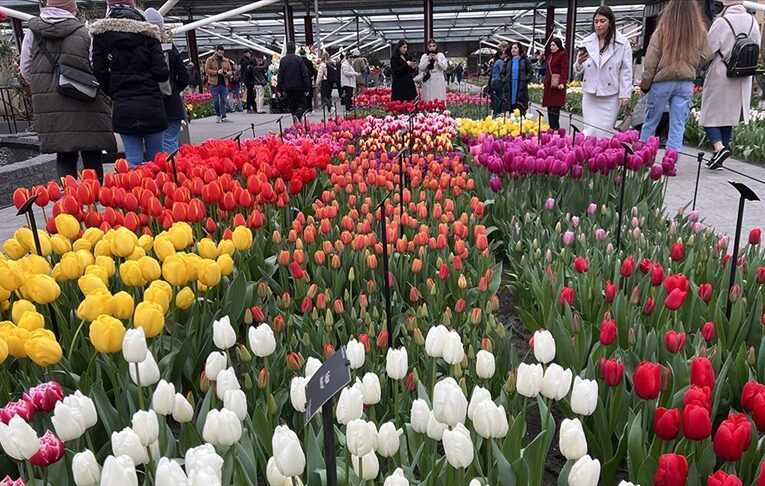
top-left (119, 260), bottom-right (147, 287)
top-left (16, 229), bottom-right (52, 257)
top-left (110, 227), bottom-right (138, 257)
top-left (144, 285), bottom-right (171, 314)
top-left (197, 259), bottom-right (221, 287)
top-left (153, 236), bottom-right (175, 261)
top-left (167, 225), bottom-right (189, 250)
top-left (77, 289), bottom-right (112, 321)
top-left (232, 226), bottom-right (253, 251)
top-left (197, 238), bottom-right (218, 260)
top-left (0, 259), bottom-right (25, 291)
top-left (162, 254), bottom-right (188, 286)
top-left (0, 325), bottom-right (29, 358)
top-left (0, 285), bottom-right (10, 303)
top-left (138, 256), bottom-right (161, 282)
top-left (82, 227), bottom-right (104, 246)
top-left (3, 238), bottom-right (26, 260)
top-left (76, 249), bottom-right (95, 268)
top-left (25, 274), bottom-right (61, 305)
top-left (55, 214), bottom-right (81, 239)
top-left (95, 256), bottom-right (116, 277)
top-left (217, 253), bottom-right (234, 276)
top-left (175, 286), bottom-right (195, 310)
top-left (78, 273), bottom-right (108, 295)
top-left (184, 254), bottom-right (201, 281)
top-left (12, 300), bottom-right (36, 324)
top-left (72, 237), bottom-right (92, 253)
top-left (18, 311), bottom-right (45, 332)
top-left (50, 234), bottom-right (72, 255)
top-left (138, 234), bottom-right (154, 253)
top-left (85, 264), bottom-right (109, 284)
top-left (0, 336), bottom-right (8, 364)
top-left (25, 335), bottom-right (62, 367)
top-left (89, 315), bottom-right (125, 353)
top-left (133, 301), bottom-right (165, 338)
top-left (128, 246), bottom-right (146, 261)
top-left (20, 254), bottom-right (51, 275)
top-left (151, 280), bottom-right (173, 301)
top-left (59, 252), bottom-right (85, 281)
top-left (217, 239), bottom-right (235, 257)
top-left (109, 291), bottom-right (135, 320)
top-left (93, 239), bottom-right (111, 257)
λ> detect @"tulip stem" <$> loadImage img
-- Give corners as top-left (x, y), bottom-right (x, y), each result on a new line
top-left (135, 363), bottom-right (146, 410)
top-left (486, 439), bottom-right (493, 485)
top-left (25, 461), bottom-right (35, 483)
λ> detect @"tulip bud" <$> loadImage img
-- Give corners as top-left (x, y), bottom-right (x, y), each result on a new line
top-left (257, 368), bottom-right (268, 389)
top-left (235, 344), bottom-right (252, 363)
top-left (747, 346), bottom-right (756, 365)
top-left (257, 282), bottom-right (269, 298)
top-left (628, 327), bottom-right (636, 346)
top-left (199, 372), bottom-right (210, 393)
top-left (729, 284), bottom-right (741, 303)
top-left (243, 373), bottom-right (254, 391)
top-left (629, 285), bottom-right (641, 305)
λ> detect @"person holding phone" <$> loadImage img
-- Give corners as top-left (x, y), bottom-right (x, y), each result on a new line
top-left (542, 38), bottom-right (568, 130)
top-left (573, 6), bottom-right (633, 138)
top-left (419, 39), bottom-right (448, 102)
top-left (390, 40), bottom-right (418, 101)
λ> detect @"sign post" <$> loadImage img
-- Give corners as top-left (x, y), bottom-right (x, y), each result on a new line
top-left (725, 181), bottom-right (760, 320)
top-left (375, 189), bottom-right (396, 348)
top-left (615, 143), bottom-right (634, 253)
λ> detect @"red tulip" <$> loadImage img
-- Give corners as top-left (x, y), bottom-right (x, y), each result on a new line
top-left (683, 403), bottom-right (712, 440)
top-left (33, 186), bottom-right (49, 207)
top-left (642, 297), bottom-right (656, 316)
top-left (708, 470), bottom-right (743, 486)
top-left (13, 187), bottom-right (30, 210)
top-left (639, 258), bottom-right (653, 274)
top-left (376, 330), bottom-right (389, 349)
top-left (757, 267), bottom-right (765, 285)
top-left (671, 243), bottom-right (684, 261)
top-left (574, 256), bottom-right (589, 273)
top-left (405, 371), bottom-right (417, 392)
top-left (0, 397), bottom-right (36, 424)
top-left (358, 334), bottom-right (371, 353)
top-left (300, 297), bottom-right (312, 314)
top-left (713, 413), bottom-right (752, 462)
top-left (698, 283), bottom-right (713, 302)
top-left (654, 407), bottom-right (681, 440)
top-left (604, 280), bottom-right (617, 303)
top-left (651, 265), bottom-right (665, 286)
top-left (754, 395), bottom-right (765, 431)
top-left (29, 430), bottom-right (65, 467)
top-left (272, 315), bottom-right (284, 333)
top-left (757, 462), bottom-right (765, 486)
top-left (690, 357), bottom-right (715, 390)
top-left (654, 453), bottom-right (688, 486)
top-left (664, 330), bottom-right (686, 354)
top-left (621, 256), bottom-right (635, 277)
top-left (46, 181), bottom-right (61, 201)
top-left (664, 288), bottom-right (688, 310)
top-left (599, 358), bottom-right (624, 387)
top-left (684, 385), bottom-right (712, 411)
top-left (702, 322), bottom-right (716, 342)
top-left (599, 320), bottom-right (617, 346)
top-left (324, 344), bottom-right (336, 359)
top-left (27, 381), bottom-right (64, 413)
top-left (438, 263), bottom-right (449, 280)
top-left (289, 261), bottom-right (304, 279)
top-left (750, 228), bottom-right (762, 245)
top-left (633, 361), bottom-right (661, 399)
top-left (455, 298), bottom-right (466, 313)
top-left (741, 380), bottom-right (765, 411)
top-left (560, 287), bottom-right (575, 306)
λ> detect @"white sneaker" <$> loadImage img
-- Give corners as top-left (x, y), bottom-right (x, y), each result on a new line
top-left (216, 116), bottom-right (221, 123)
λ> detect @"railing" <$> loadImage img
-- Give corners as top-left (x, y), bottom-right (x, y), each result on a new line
top-left (0, 85), bottom-right (33, 135)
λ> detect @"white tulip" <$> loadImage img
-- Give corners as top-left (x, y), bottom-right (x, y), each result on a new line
top-left (148, 440), bottom-right (160, 462)
top-left (100, 455), bottom-right (137, 486)
top-left (346, 419), bottom-right (378, 457)
top-left (346, 338), bottom-right (366, 369)
top-left (441, 330), bottom-right (464, 365)
top-left (185, 444), bottom-right (223, 481)
top-left (305, 357), bottom-right (322, 379)
top-left (617, 482), bottom-right (638, 486)
top-left (467, 385), bottom-right (492, 422)
top-left (111, 428), bottom-right (149, 465)
top-left (568, 454), bottom-right (600, 486)
top-left (202, 408), bottom-right (242, 446)
top-left (266, 456), bottom-right (287, 485)
top-left (386, 347), bottom-right (408, 380)
top-left (215, 367), bottom-right (240, 400)
top-left (570, 377), bottom-right (598, 416)
top-left (541, 364), bottom-right (573, 401)
top-left (248, 324), bottom-right (276, 358)
top-left (516, 362), bottom-right (543, 398)
top-left (122, 327), bottom-right (148, 363)
top-left (73, 449), bottom-right (101, 486)
top-left (376, 422), bottom-right (403, 458)
top-left (476, 350), bottom-right (495, 379)
top-left (352, 451), bottom-right (380, 481)
top-left (290, 376), bottom-right (308, 412)
top-left (188, 466), bottom-right (222, 486)
top-left (172, 393), bottom-right (194, 423)
top-left (335, 386), bottom-right (364, 425)
top-left (52, 400), bottom-right (87, 442)
top-left (426, 412), bottom-right (447, 441)
top-left (131, 410), bottom-right (159, 447)
top-left (432, 377), bottom-right (467, 426)
top-left (472, 401), bottom-right (508, 439)
top-left (425, 324), bottom-right (449, 358)
top-left (533, 329), bottom-right (556, 364)
top-left (129, 351), bottom-right (160, 387)
top-left (152, 379), bottom-right (176, 416)
top-left (442, 423), bottom-right (474, 469)
top-left (224, 389), bottom-right (248, 421)
top-left (410, 399), bottom-right (430, 434)
top-left (361, 373), bottom-right (381, 405)
top-left (213, 315), bottom-right (236, 350)
top-left (66, 391), bottom-right (98, 428)
top-left (204, 352), bottom-right (227, 381)
top-left (272, 425), bottom-right (306, 478)
top-left (469, 480), bottom-right (482, 486)
top-left (559, 418), bottom-right (588, 461)
top-left (155, 458), bottom-right (188, 486)
top-left (383, 468), bottom-right (409, 486)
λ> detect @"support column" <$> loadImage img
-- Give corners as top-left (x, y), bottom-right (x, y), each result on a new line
top-left (304, 15), bottom-right (313, 47)
top-left (313, 0), bottom-right (322, 51)
top-left (283, 1), bottom-right (295, 43)
top-left (423, 0), bottom-right (434, 44)
top-left (12, 18), bottom-right (24, 52)
top-left (531, 7), bottom-right (538, 54)
top-left (565, 0), bottom-right (577, 77)
top-left (545, 2), bottom-right (555, 46)
top-left (186, 29), bottom-right (201, 89)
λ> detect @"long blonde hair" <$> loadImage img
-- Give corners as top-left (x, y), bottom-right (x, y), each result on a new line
top-left (653, 0), bottom-right (707, 66)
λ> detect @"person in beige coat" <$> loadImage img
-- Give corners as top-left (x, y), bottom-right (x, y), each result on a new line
top-left (700, 0), bottom-right (760, 169)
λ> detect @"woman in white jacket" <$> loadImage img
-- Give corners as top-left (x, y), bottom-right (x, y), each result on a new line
top-left (573, 6), bottom-right (633, 138)
top-left (340, 54), bottom-right (357, 110)
top-left (419, 39), bottom-right (448, 102)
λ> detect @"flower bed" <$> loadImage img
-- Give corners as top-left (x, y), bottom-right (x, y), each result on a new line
top-left (184, 93), bottom-right (215, 120)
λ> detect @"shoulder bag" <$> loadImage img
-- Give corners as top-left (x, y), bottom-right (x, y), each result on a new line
top-left (38, 37), bottom-right (100, 102)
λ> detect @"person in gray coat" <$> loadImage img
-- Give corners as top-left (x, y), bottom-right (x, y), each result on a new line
top-left (20, 0), bottom-right (116, 181)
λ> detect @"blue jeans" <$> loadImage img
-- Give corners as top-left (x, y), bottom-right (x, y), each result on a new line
top-left (121, 132), bottom-right (165, 168)
top-left (163, 119), bottom-right (182, 154)
top-left (705, 126), bottom-right (733, 149)
top-left (640, 80), bottom-right (692, 151)
top-left (228, 87), bottom-right (243, 111)
top-left (211, 84), bottom-right (228, 118)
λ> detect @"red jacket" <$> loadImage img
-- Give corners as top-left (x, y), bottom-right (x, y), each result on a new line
top-left (542, 50), bottom-right (568, 107)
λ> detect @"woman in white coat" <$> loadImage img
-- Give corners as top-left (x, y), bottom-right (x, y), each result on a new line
top-left (419, 39), bottom-right (448, 102)
top-left (340, 54), bottom-right (357, 110)
top-left (700, 0), bottom-right (760, 170)
top-left (573, 6), bottom-right (633, 138)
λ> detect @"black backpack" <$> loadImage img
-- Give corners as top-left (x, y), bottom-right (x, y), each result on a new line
top-left (326, 62), bottom-right (338, 83)
top-left (721, 16), bottom-right (759, 78)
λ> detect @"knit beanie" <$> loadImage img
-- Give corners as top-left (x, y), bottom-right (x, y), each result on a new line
top-left (722, 0), bottom-right (743, 5)
top-left (46, 0), bottom-right (77, 14)
top-left (144, 8), bottom-right (164, 30)
top-left (106, 0), bottom-right (135, 6)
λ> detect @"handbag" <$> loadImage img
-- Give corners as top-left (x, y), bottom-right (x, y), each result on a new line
top-left (613, 103), bottom-right (633, 132)
top-left (551, 73), bottom-right (560, 87)
top-left (38, 38), bottom-right (99, 102)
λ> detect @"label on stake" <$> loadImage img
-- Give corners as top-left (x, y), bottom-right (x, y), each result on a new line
top-left (304, 346), bottom-right (351, 423)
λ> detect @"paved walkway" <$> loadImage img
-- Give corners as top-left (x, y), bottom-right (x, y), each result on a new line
top-left (1, 103), bottom-right (764, 241)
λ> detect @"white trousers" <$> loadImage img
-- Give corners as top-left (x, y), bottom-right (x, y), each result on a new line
top-left (255, 86), bottom-right (264, 113)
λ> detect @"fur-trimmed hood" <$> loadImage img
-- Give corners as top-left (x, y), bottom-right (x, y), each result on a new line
top-left (89, 18), bottom-right (161, 40)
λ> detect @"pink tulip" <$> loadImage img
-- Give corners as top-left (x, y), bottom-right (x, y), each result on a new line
top-left (562, 231), bottom-right (575, 246)
top-left (27, 381), bottom-right (64, 412)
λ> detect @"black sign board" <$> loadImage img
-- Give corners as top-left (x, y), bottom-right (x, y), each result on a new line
top-left (304, 346), bottom-right (352, 424)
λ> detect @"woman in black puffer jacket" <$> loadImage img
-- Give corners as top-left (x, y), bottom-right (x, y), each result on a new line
top-left (91, 0), bottom-right (169, 168)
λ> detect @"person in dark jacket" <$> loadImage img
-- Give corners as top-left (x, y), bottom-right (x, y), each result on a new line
top-left (90, 0), bottom-right (169, 168)
top-left (186, 62), bottom-right (202, 94)
top-left (502, 42), bottom-right (532, 117)
top-left (19, 0), bottom-right (116, 181)
top-left (144, 8), bottom-right (188, 153)
top-left (390, 40), bottom-right (417, 101)
top-left (251, 56), bottom-right (268, 113)
top-left (300, 48), bottom-right (318, 111)
top-left (277, 42), bottom-right (311, 120)
top-left (542, 37), bottom-right (568, 130)
top-left (240, 50), bottom-right (256, 113)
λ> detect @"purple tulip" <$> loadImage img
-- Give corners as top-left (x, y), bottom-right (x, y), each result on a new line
top-left (649, 165), bottom-right (663, 181)
top-left (689, 210), bottom-right (700, 222)
top-left (489, 175), bottom-right (503, 192)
